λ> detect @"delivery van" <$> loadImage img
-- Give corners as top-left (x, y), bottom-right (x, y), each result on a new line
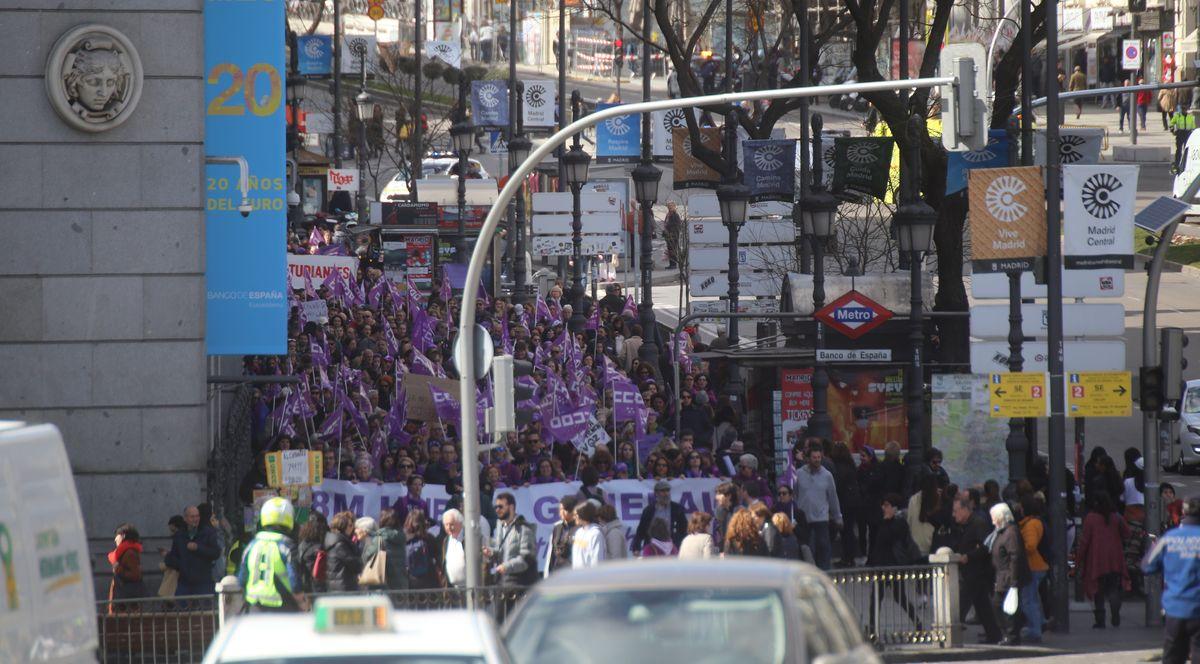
top-left (0, 421), bottom-right (97, 663)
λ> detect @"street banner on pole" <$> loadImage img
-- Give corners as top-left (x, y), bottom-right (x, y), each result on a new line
top-left (1063, 165), bottom-right (1138, 269)
top-left (742, 139), bottom-right (797, 202)
top-left (967, 166), bottom-right (1047, 273)
top-left (425, 40), bottom-right (462, 68)
top-left (672, 127), bottom-right (723, 189)
top-left (327, 168), bottom-right (359, 192)
top-left (297, 35), bottom-right (333, 76)
top-left (946, 130), bottom-right (1010, 195)
top-left (340, 34), bottom-right (378, 74)
top-left (831, 137), bottom-right (894, 199)
top-left (204, 0), bottom-right (287, 355)
top-left (521, 79), bottom-right (556, 127)
top-left (470, 80), bottom-right (509, 128)
top-left (594, 102), bottom-right (640, 163)
top-left (652, 109), bottom-right (686, 162)
top-left (1033, 128), bottom-right (1104, 166)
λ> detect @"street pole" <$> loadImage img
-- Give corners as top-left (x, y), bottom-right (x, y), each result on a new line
top-left (569, 91), bottom-right (586, 332)
top-left (357, 53), bottom-right (369, 214)
top-left (615, 0), bottom-right (624, 100)
top-left (512, 82), bottom-right (529, 304)
top-left (413, 0), bottom-right (423, 200)
top-left (332, 0), bottom-right (343, 168)
top-left (1020, 0), bottom-right (1032, 165)
top-left (1005, 268), bottom-right (1029, 484)
top-left (808, 115), bottom-right (833, 441)
top-left (558, 0), bottom-right (567, 189)
top-left (724, 0), bottom-right (735, 350)
top-left (1132, 13), bottom-right (1139, 145)
top-left (287, 30), bottom-right (304, 230)
top-left (508, 0), bottom-right (519, 295)
top-left (1044, 0), bottom-right (1070, 633)
top-left (457, 78), bottom-right (470, 264)
top-left (903, 114), bottom-right (926, 480)
top-left (797, 0), bottom-right (811, 274)
top-left (636, 0), bottom-right (660, 366)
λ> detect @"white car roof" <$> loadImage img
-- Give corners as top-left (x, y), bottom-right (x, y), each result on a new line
top-left (204, 609), bottom-right (496, 662)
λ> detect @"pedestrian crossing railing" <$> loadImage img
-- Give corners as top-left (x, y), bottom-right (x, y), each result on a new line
top-left (828, 556), bottom-right (960, 650)
top-left (95, 594), bottom-right (220, 664)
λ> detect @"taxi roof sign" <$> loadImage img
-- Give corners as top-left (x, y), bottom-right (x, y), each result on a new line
top-left (313, 595), bottom-right (392, 634)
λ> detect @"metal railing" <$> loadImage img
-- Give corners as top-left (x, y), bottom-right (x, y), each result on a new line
top-left (828, 558), bottom-right (960, 650)
top-left (96, 595), bottom-right (220, 664)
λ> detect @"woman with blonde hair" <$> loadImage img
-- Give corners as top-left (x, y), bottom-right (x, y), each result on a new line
top-left (679, 512), bottom-right (718, 559)
top-left (723, 510), bottom-right (767, 557)
top-left (771, 513), bottom-right (803, 561)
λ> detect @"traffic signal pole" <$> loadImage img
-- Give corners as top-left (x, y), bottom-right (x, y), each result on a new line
top-left (455, 76), bottom-right (959, 595)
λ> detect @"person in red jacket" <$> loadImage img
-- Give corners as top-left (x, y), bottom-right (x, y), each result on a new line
top-left (107, 523), bottom-right (148, 612)
top-left (1077, 491), bottom-right (1131, 629)
top-left (1136, 78), bottom-right (1152, 131)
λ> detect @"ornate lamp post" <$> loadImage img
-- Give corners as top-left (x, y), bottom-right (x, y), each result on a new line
top-left (801, 115), bottom-right (839, 440)
top-left (507, 95), bottom-right (533, 303)
top-left (563, 94), bottom-right (591, 333)
top-left (354, 89), bottom-right (372, 214)
top-left (717, 180), bottom-right (751, 403)
top-left (449, 80), bottom-right (474, 264)
top-left (894, 178), bottom-right (937, 476)
top-left (633, 161), bottom-right (662, 364)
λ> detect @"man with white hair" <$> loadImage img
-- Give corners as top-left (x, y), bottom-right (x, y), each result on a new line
top-left (989, 502), bottom-right (1030, 646)
top-left (439, 509), bottom-right (467, 588)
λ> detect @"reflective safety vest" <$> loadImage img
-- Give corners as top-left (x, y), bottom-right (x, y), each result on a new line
top-left (243, 531), bottom-right (291, 608)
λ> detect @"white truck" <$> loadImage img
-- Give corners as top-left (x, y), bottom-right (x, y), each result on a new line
top-left (0, 422), bottom-right (97, 663)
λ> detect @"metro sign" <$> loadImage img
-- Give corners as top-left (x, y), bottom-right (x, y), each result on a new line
top-left (814, 289), bottom-right (894, 339)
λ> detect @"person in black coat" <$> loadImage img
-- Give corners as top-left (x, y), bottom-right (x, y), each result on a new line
top-left (163, 505), bottom-right (221, 596)
top-left (632, 481), bottom-right (688, 551)
top-left (296, 511), bottom-right (328, 593)
top-left (676, 392), bottom-right (713, 446)
top-left (322, 511), bottom-right (362, 592)
top-left (952, 496), bottom-right (1002, 644)
top-left (866, 494), bottom-right (923, 635)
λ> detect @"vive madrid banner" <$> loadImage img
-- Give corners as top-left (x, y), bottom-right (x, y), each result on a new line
top-left (594, 102), bottom-right (640, 164)
top-left (311, 477), bottom-right (720, 566)
top-left (742, 139), bottom-right (797, 202)
top-left (1063, 165), bottom-right (1138, 269)
top-left (204, 0), bottom-right (287, 355)
top-left (471, 80), bottom-right (509, 128)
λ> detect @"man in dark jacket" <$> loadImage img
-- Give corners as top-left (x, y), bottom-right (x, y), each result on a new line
top-left (953, 497), bottom-right (1002, 644)
top-left (322, 511), bottom-right (362, 592)
top-left (633, 481), bottom-right (687, 551)
top-left (543, 496), bottom-right (578, 577)
top-left (164, 505), bottom-right (221, 596)
top-left (677, 392), bottom-right (713, 446)
top-left (598, 283), bottom-right (625, 317)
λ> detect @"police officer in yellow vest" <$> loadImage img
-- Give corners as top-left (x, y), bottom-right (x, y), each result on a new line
top-left (1170, 105), bottom-right (1197, 173)
top-left (237, 497), bottom-right (305, 612)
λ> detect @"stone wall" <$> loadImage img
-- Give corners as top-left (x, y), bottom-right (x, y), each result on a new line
top-left (0, 1), bottom-right (208, 558)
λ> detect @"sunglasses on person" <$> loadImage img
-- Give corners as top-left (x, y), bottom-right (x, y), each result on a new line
top-left (399, 463), bottom-right (414, 469)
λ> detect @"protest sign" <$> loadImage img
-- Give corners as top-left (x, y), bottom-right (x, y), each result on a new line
top-left (287, 254), bottom-right (357, 289)
top-left (400, 373), bottom-right (461, 421)
top-left (300, 299), bottom-right (329, 323)
top-left (266, 450), bottom-right (323, 487)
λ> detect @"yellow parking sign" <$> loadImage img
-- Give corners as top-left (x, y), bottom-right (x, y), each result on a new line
top-left (1066, 371), bottom-right (1133, 418)
top-left (988, 372), bottom-right (1049, 418)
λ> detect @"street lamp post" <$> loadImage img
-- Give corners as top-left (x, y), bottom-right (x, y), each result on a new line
top-left (332, 0), bottom-right (343, 167)
top-left (893, 115), bottom-right (937, 480)
top-left (412, 0), bottom-right (423, 200)
top-left (355, 88), bottom-right (371, 214)
top-left (634, 0), bottom-right (661, 365)
top-left (564, 91), bottom-right (591, 333)
top-left (450, 79), bottom-right (474, 264)
top-left (801, 114), bottom-right (839, 440)
top-left (508, 83), bottom-right (533, 304)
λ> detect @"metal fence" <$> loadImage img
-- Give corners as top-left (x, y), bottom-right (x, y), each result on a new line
top-left (96, 595), bottom-right (220, 664)
top-left (829, 561), bottom-right (960, 650)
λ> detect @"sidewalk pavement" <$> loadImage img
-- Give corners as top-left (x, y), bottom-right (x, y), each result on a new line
top-left (515, 62), bottom-right (670, 93)
top-left (884, 601), bottom-right (1164, 663)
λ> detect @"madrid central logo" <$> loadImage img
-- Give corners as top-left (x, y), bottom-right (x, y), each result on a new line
top-left (662, 108), bottom-right (686, 129)
top-left (525, 83), bottom-right (546, 107)
top-left (985, 175), bottom-right (1028, 223)
top-left (303, 39), bottom-right (325, 58)
top-left (1081, 172), bottom-right (1122, 219)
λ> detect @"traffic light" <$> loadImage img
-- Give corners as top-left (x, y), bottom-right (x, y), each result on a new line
top-left (939, 43), bottom-right (988, 152)
top-left (1140, 365), bottom-right (1164, 412)
top-left (1162, 327), bottom-right (1189, 402)
top-left (614, 39), bottom-right (624, 70)
top-left (492, 355), bottom-right (536, 433)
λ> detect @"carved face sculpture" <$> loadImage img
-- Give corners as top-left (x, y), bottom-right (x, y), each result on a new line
top-left (66, 47), bottom-right (126, 113)
top-left (46, 25), bottom-right (143, 132)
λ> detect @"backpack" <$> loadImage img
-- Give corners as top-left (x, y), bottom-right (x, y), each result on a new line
top-left (406, 538), bottom-right (431, 578)
top-left (1035, 517), bottom-right (1053, 565)
top-left (312, 549), bottom-right (328, 583)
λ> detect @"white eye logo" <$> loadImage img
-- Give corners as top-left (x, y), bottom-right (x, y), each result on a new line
top-left (752, 144), bottom-right (784, 170)
top-left (348, 38), bottom-right (368, 59)
top-left (1059, 134), bottom-right (1087, 163)
top-left (434, 43), bottom-right (452, 56)
top-left (303, 39), bottom-right (325, 59)
top-left (663, 108), bottom-right (686, 129)
top-left (1081, 172), bottom-right (1122, 219)
top-left (605, 115), bottom-right (631, 136)
top-left (478, 83), bottom-right (501, 108)
top-left (525, 84), bottom-right (546, 107)
top-left (846, 142), bottom-right (878, 164)
top-left (963, 146), bottom-right (997, 163)
top-left (984, 175), bottom-right (1028, 223)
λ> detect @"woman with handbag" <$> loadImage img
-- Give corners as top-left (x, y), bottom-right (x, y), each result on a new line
top-left (356, 517), bottom-right (386, 590)
top-left (108, 523), bottom-right (148, 612)
top-left (989, 502), bottom-right (1030, 646)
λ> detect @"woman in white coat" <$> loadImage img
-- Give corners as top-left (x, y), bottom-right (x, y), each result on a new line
top-left (598, 503), bottom-right (628, 561)
top-left (678, 512), bottom-right (718, 559)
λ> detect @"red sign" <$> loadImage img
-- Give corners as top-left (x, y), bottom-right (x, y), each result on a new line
top-left (814, 290), bottom-right (894, 339)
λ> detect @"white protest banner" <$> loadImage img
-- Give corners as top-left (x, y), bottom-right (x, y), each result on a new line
top-left (287, 254), bottom-right (358, 289)
top-left (571, 416), bottom-right (610, 458)
top-left (280, 450), bottom-right (312, 485)
top-left (327, 168), bottom-right (360, 192)
top-left (312, 477), bottom-right (719, 567)
top-left (301, 299), bottom-right (329, 322)
top-left (521, 79), bottom-right (556, 128)
top-left (1063, 165), bottom-right (1138, 269)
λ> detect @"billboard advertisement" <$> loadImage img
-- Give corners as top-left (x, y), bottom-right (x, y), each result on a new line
top-left (780, 367), bottom-right (908, 452)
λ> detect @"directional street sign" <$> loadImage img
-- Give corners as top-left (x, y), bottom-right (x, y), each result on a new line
top-left (989, 372), bottom-right (1050, 418)
top-left (814, 290), bottom-right (895, 340)
top-left (970, 340), bottom-right (1126, 374)
top-left (970, 302), bottom-right (1125, 338)
top-left (1066, 371), bottom-right (1133, 418)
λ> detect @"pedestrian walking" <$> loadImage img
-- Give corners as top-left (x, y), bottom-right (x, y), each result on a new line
top-left (1143, 496), bottom-right (1200, 664)
top-left (323, 510), bottom-right (362, 592)
top-left (571, 501), bottom-right (605, 568)
top-left (403, 508), bottom-right (441, 589)
top-left (1018, 496), bottom-right (1048, 642)
top-left (239, 498), bottom-right (304, 612)
top-left (544, 495), bottom-right (578, 576)
top-left (953, 496), bottom-right (1003, 643)
top-left (989, 502), bottom-right (1030, 646)
top-left (679, 512), bottom-right (718, 559)
top-left (632, 481), bottom-right (687, 552)
top-left (1137, 79), bottom-right (1151, 130)
top-left (1170, 106), bottom-right (1196, 173)
top-left (793, 440), bottom-right (842, 570)
top-left (1069, 66), bottom-right (1087, 119)
top-left (485, 492), bottom-right (538, 586)
top-left (723, 510), bottom-right (767, 556)
top-left (1118, 81), bottom-right (1132, 132)
top-left (297, 511), bottom-right (328, 593)
top-left (640, 519), bottom-right (679, 557)
top-left (867, 494), bottom-right (924, 634)
top-left (1077, 492), bottom-right (1130, 629)
top-left (373, 509), bottom-right (409, 589)
top-left (1160, 87), bottom-right (1178, 131)
top-left (107, 523), bottom-right (148, 611)
top-left (598, 503), bottom-right (629, 560)
top-left (163, 505), bottom-right (221, 596)
top-left (750, 501), bottom-right (783, 558)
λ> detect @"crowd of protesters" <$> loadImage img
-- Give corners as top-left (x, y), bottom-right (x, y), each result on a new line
top-left (104, 219), bottom-right (1185, 651)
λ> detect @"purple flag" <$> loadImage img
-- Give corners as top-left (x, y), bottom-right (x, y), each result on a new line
top-left (339, 393), bottom-right (368, 437)
top-left (386, 383), bottom-right (408, 438)
top-left (381, 315), bottom-right (400, 358)
top-left (317, 408), bottom-right (344, 443)
top-left (585, 305), bottom-right (600, 330)
top-left (622, 294), bottom-right (637, 317)
top-left (540, 404), bottom-right (591, 443)
top-left (406, 276), bottom-right (425, 313)
top-left (676, 331), bottom-right (693, 374)
top-left (307, 225), bottom-right (324, 251)
top-left (439, 267), bottom-right (452, 303)
top-left (410, 306), bottom-right (436, 353)
top-left (535, 295), bottom-right (552, 325)
top-left (304, 273), bottom-right (319, 300)
top-left (612, 378), bottom-right (645, 421)
top-left (310, 339), bottom-right (330, 367)
top-left (317, 242), bottom-right (349, 256)
top-left (429, 384), bottom-right (462, 422)
top-left (636, 433), bottom-right (664, 463)
top-left (367, 279), bottom-right (386, 308)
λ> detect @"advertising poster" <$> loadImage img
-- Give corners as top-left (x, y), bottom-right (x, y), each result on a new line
top-left (672, 127), bottom-right (723, 190)
top-left (405, 233), bottom-right (435, 288)
top-left (381, 201), bottom-right (439, 227)
top-left (594, 102), bottom-right (640, 164)
top-left (471, 80), bottom-right (509, 128)
top-left (931, 374), bottom-right (1008, 491)
top-left (438, 205), bottom-right (486, 232)
top-left (967, 166), bottom-right (1047, 273)
top-left (779, 367), bottom-right (908, 451)
top-left (204, 0), bottom-right (287, 355)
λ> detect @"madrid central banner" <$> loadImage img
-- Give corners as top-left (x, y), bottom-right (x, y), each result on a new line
top-left (312, 478), bottom-right (720, 567)
top-left (204, 0), bottom-right (288, 355)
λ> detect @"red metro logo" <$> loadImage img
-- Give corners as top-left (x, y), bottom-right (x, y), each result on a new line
top-left (814, 289), bottom-right (894, 340)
